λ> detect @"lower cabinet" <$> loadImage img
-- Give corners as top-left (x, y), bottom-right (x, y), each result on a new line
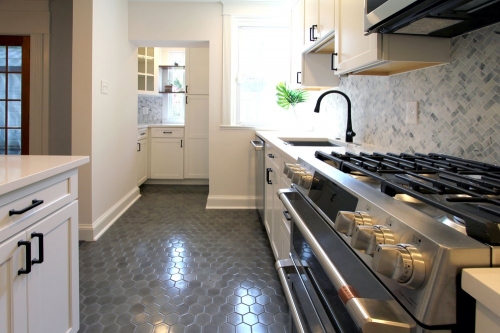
top-left (0, 190), bottom-right (79, 333)
top-left (137, 138), bottom-right (148, 185)
top-left (184, 95), bottom-right (209, 179)
top-left (150, 137), bottom-right (184, 179)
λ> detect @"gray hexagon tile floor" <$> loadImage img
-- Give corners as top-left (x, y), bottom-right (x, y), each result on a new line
top-left (78, 185), bottom-right (290, 333)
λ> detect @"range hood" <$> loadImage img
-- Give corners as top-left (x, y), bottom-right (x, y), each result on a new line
top-left (365, 0), bottom-right (500, 37)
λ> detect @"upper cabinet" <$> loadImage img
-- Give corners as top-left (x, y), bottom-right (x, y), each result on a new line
top-left (138, 47), bottom-right (160, 94)
top-left (334, 0), bottom-right (450, 76)
top-left (291, 0), bottom-right (339, 88)
top-left (185, 48), bottom-right (209, 95)
top-left (303, 0), bottom-right (335, 48)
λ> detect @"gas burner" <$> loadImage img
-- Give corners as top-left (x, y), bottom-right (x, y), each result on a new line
top-left (315, 150), bottom-right (500, 244)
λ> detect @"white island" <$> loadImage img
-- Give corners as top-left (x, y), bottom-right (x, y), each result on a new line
top-left (0, 155), bottom-right (89, 333)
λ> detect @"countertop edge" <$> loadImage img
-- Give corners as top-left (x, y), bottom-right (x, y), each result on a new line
top-left (0, 156), bottom-right (90, 196)
top-left (462, 268), bottom-right (500, 318)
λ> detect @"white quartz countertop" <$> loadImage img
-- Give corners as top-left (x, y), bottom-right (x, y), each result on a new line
top-left (0, 155), bottom-right (89, 196)
top-left (255, 130), bottom-right (390, 162)
top-left (138, 124), bottom-right (184, 129)
top-left (462, 268), bottom-right (500, 318)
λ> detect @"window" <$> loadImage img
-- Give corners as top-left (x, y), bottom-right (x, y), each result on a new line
top-left (0, 36), bottom-right (30, 155)
top-left (223, 16), bottom-right (292, 127)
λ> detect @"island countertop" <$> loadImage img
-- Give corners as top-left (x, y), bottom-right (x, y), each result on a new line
top-left (0, 155), bottom-right (89, 196)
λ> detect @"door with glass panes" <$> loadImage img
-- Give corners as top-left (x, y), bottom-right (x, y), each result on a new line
top-left (0, 36), bottom-right (30, 155)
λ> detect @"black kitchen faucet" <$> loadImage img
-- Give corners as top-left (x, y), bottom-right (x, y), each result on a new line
top-left (313, 90), bottom-right (356, 143)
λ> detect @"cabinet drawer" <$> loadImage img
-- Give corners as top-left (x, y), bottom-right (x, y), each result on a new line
top-left (150, 128), bottom-right (184, 138)
top-left (265, 143), bottom-right (282, 172)
top-left (0, 170), bottom-right (77, 242)
top-left (137, 128), bottom-right (148, 140)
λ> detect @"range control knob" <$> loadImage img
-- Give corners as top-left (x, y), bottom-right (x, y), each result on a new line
top-left (298, 172), bottom-right (313, 189)
top-left (334, 211), bottom-right (372, 236)
top-left (372, 244), bottom-right (425, 289)
top-left (351, 225), bottom-right (395, 256)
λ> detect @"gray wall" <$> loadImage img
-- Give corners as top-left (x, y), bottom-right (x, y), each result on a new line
top-left (323, 23), bottom-right (500, 165)
top-left (49, 0), bottom-right (73, 155)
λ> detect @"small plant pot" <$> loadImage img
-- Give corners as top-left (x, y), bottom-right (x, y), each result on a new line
top-left (164, 85), bottom-right (173, 93)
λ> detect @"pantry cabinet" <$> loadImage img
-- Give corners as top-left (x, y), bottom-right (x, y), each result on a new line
top-left (185, 48), bottom-right (209, 95)
top-left (150, 127), bottom-right (184, 179)
top-left (0, 159), bottom-right (86, 333)
top-left (334, 0), bottom-right (449, 75)
top-left (184, 95), bottom-right (209, 179)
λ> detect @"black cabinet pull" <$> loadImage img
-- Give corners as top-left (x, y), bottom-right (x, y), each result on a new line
top-left (186, 85), bottom-right (188, 94)
top-left (296, 72), bottom-right (301, 84)
top-left (9, 199), bottom-right (44, 216)
top-left (18, 240), bottom-right (32, 275)
top-left (181, 140), bottom-right (183, 148)
top-left (310, 25), bottom-right (318, 41)
top-left (331, 53), bottom-right (338, 71)
top-left (137, 142), bottom-right (141, 152)
top-left (283, 211), bottom-right (292, 221)
top-left (186, 96), bottom-right (188, 104)
top-left (163, 131), bottom-right (173, 134)
top-left (267, 154), bottom-right (274, 159)
top-left (31, 233), bottom-right (44, 265)
top-left (266, 168), bottom-right (273, 185)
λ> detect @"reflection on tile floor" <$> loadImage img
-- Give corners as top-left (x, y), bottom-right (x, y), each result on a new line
top-left (78, 185), bottom-right (290, 333)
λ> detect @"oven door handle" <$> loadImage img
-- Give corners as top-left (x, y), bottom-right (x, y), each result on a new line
top-left (276, 259), bottom-right (307, 333)
top-left (278, 188), bottom-right (416, 333)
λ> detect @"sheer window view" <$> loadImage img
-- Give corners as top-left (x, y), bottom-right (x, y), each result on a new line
top-left (235, 25), bottom-right (290, 126)
top-left (164, 52), bottom-right (186, 123)
top-left (0, 39), bottom-right (26, 155)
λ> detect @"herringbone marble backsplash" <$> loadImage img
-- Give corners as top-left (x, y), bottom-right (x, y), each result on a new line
top-left (323, 23), bottom-right (500, 165)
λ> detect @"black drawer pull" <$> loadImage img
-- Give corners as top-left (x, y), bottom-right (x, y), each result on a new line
top-left (283, 211), bottom-right (292, 221)
top-left (268, 154), bottom-right (274, 158)
top-left (18, 240), bottom-right (32, 275)
top-left (163, 131), bottom-right (173, 134)
top-left (9, 199), bottom-right (44, 216)
top-left (31, 233), bottom-right (44, 265)
top-left (266, 168), bottom-right (273, 185)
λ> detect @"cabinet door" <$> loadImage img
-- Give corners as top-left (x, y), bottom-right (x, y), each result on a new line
top-left (304, 0), bottom-right (319, 47)
top-left (291, 0), bottom-right (305, 87)
top-left (138, 47), bottom-right (160, 95)
top-left (184, 95), bottom-right (209, 179)
top-left (0, 233), bottom-right (29, 333)
top-left (334, 0), bottom-right (380, 75)
top-left (150, 138), bottom-right (184, 179)
top-left (137, 139), bottom-right (148, 185)
top-left (264, 158), bottom-right (275, 238)
top-left (27, 201), bottom-right (79, 333)
top-left (186, 48), bottom-right (209, 95)
top-left (318, 0), bottom-right (334, 39)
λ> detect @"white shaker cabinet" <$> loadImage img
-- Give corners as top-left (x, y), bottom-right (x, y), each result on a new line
top-left (150, 128), bottom-right (184, 179)
top-left (0, 157), bottom-right (87, 333)
top-left (184, 95), bottom-right (209, 179)
top-left (185, 48), bottom-right (209, 95)
top-left (303, 0), bottom-right (334, 47)
top-left (137, 128), bottom-right (149, 185)
top-left (334, 0), bottom-right (449, 76)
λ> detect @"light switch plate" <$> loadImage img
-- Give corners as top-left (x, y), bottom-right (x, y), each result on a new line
top-left (101, 80), bottom-right (108, 94)
top-left (406, 101), bottom-right (418, 124)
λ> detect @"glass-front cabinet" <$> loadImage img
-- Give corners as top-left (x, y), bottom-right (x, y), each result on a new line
top-left (138, 47), bottom-right (155, 93)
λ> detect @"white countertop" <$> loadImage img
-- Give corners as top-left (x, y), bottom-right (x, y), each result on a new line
top-left (0, 155), bottom-right (89, 196)
top-left (255, 130), bottom-right (389, 162)
top-left (138, 124), bottom-right (184, 128)
top-left (462, 268), bottom-right (500, 318)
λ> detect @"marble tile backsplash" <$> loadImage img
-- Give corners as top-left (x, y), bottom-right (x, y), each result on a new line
top-left (321, 23), bottom-right (500, 165)
top-left (138, 95), bottom-right (163, 124)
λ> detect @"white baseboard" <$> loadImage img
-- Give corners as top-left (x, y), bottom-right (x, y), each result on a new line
top-left (206, 195), bottom-right (257, 209)
top-left (145, 179), bottom-right (209, 185)
top-left (78, 187), bottom-right (140, 241)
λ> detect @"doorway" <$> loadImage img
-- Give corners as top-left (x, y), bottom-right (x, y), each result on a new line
top-left (0, 36), bottom-right (30, 155)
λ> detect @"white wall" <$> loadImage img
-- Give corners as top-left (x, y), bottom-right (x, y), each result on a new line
top-left (129, 2), bottom-right (260, 209)
top-left (73, 0), bottom-right (139, 240)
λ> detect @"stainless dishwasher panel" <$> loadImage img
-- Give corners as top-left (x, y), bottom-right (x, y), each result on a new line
top-left (251, 136), bottom-right (265, 221)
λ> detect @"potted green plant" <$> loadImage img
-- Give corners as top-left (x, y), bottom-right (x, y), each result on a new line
top-left (276, 82), bottom-right (308, 120)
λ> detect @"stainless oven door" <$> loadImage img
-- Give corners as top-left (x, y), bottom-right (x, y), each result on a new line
top-left (277, 188), bottom-right (417, 333)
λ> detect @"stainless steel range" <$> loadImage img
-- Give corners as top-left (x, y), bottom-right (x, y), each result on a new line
top-left (276, 149), bottom-right (500, 333)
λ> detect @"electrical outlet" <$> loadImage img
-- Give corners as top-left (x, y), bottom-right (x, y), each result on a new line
top-left (406, 101), bottom-right (418, 124)
top-left (142, 107), bottom-right (148, 115)
top-left (101, 80), bottom-right (108, 94)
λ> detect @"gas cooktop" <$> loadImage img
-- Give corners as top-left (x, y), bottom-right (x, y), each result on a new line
top-left (315, 150), bottom-right (500, 245)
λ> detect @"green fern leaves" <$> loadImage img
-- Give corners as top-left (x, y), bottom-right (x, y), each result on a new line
top-left (276, 82), bottom-right (308, 110)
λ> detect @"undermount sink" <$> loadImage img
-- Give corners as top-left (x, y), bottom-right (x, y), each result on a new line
top-left (280, 139), bottom-right (341, 147)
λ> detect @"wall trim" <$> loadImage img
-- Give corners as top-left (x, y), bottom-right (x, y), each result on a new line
top-left (206, 194), bottom-right (256, 209)
top-left (78, 187), bottom-right (140, 241)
